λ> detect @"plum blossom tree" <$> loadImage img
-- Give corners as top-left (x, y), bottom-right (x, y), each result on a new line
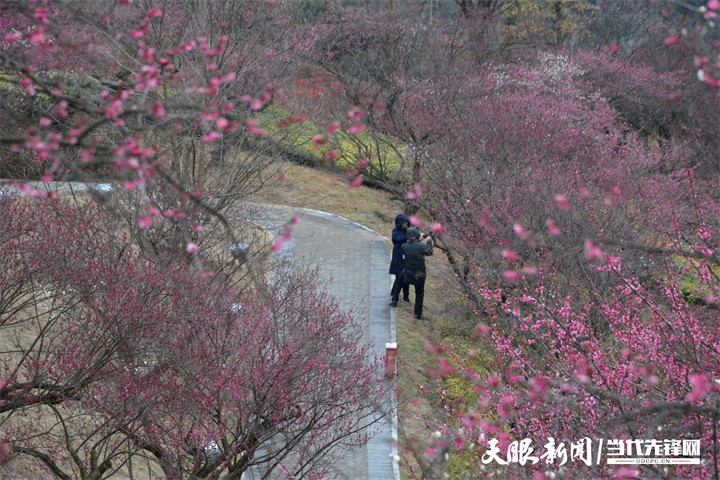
top-left (405, 47), bottom-right (720, 479)
top-left (0, 196), bottom-right (384, 479)
top-left (0, 0), bottom-right (303, 227)
top-left (306, 4), bottom-right (485, 199)
top-left (290, 4), bottom-right (720, 475)
top-left (0, 1), bottom-right (387, 478)
top-left (309, 2), bottom-right (720, 477)
top-left (577, 1), bottom-right (720, 177)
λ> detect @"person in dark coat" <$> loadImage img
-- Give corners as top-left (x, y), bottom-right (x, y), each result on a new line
top-left (389, 213), bottom-right (410, 304)
top-left (390, 227), bottom-right (433, 319)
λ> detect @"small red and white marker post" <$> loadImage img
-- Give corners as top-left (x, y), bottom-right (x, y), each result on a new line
top-left (385, 342), bottom-right (397, 378)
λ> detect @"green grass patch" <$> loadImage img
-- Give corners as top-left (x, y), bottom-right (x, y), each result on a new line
top-left (0, 69), bottom-right (104, 102)
top-left (0, 71), bottom-right (24, 96)
top-left (445, 450), bottom-right (479, 479)
top-left (253, 105), bottom-right (410, 180)
top-left (673, 254), bottom-right (720, 304)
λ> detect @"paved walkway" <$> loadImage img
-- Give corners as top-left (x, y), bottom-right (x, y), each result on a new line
top-left (247, 204), bottom-right (399, 480)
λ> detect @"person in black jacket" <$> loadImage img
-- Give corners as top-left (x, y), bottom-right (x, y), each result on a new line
top-left (391, 226), bottom-right (433, 319)
top-left (389, 213), bottom-right (410, 304)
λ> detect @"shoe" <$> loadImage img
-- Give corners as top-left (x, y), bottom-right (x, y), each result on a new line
top-left (414, 314), bottom-right (421, 319)
top-left (402, 297), bottom-right (411, 304)
top-left (389, 301), bottom-right (398, 307)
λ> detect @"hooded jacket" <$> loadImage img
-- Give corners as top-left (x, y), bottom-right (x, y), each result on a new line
top-left (389, 213), bottom-right (409, 275)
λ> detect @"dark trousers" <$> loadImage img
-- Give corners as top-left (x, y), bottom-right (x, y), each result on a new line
top-left (391, 274), bottom-right (409, 301)
top-left (412, 277), bottom-right (425, 318)
top-left (391, 275), bottom-right (425, 318)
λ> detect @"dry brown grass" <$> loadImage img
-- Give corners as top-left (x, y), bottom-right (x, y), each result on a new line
top-left (248, 163), bottom-right (399, 235)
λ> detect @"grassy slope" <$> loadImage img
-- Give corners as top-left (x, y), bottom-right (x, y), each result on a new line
top-left (248, 162), bottom-right (397, 233)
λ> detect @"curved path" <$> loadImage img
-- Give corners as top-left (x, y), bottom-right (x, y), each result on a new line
top-left (246, 204), bottom-right (399, 480)
top-left (2, 182), bottom-right (400, 479)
